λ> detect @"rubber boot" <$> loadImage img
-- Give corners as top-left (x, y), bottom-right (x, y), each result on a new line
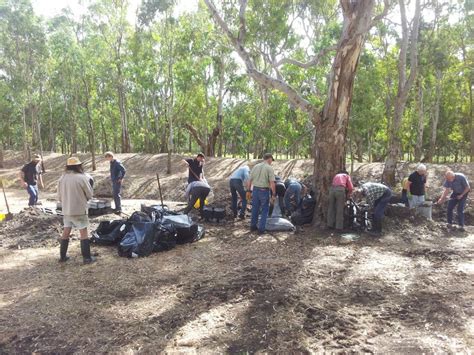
top-left (368, 219), bottom-right (382, 236)
top-left (59, 239), bottom-right (70, 262)
top-left (80, 239), bottom-right (96, 264)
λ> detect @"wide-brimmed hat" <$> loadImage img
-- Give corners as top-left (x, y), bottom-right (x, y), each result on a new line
top-left (66, 157), bottom-right (82, 166)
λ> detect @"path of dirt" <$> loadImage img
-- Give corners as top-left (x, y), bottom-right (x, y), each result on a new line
top-left (0, 152), bottom-right (473, 353)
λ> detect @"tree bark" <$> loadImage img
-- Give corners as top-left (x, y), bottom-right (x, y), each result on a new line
top-left (414, 79), bottom-right (424, 162)
top-left (313, 0), bottom-right (376, 222)
top-left (382, 0), bottom-right (421, 185)
top-left (425, 69), bottom-right (442, 162)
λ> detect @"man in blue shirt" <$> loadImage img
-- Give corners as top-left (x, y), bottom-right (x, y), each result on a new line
top-left (229, 165), bottom-right (250, 219)
top-left (437, 170), bottom-right (470, 231)
top-left (105, 152), bottom-right (126, 214)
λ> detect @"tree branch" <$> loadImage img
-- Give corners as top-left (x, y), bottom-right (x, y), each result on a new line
top-left (203, 0), bottom-right (316, 116)
top-left (275, 45), bottom-right (338, 68)
top-left (371, 0), bottom-right (391, 27)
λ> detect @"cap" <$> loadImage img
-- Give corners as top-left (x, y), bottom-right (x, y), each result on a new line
top-left (197, 152), bottom-right (205, 158)
top-left (66, 157), bottom-right (82, 166)
top-left (263, 153), bottom-right (274, 161)
top-left (32, 154), bottom-right (41, 161)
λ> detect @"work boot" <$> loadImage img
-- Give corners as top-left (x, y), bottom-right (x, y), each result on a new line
top-left (59, 239), bottom-right (70, 262)
top-left (80, 239), bottom-right (96, 264)
top-left (368, 220), bottom-right (382, 236)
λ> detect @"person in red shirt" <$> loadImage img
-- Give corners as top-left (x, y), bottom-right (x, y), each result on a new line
top-left (327, 170), bottom-right (354, 230)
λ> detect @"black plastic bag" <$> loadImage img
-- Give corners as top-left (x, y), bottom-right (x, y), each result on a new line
top-left (128, 211), bottom-right (152, 223)
top-left (118, 222), bottom-right (156, 258)
top-left (153, 223), bottom-right (178, 252)
top-left (161, 214), bottom-right (203, 244)
top-left (91, 220), bottom-right (127, 245)
top-left (291, 195), bottom-right (316, 226)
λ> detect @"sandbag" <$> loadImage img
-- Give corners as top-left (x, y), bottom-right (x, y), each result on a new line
top-left (91, 220), bottom-right (127, 245)
top-left (265, 217), bottom-right (296, 232)
top-left (202, 206), bottom-right (226, 222)
top-left (118, 222), bottom-right (156, 258)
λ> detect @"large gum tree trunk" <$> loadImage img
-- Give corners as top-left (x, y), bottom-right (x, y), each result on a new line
top-left (313, 1), bottom-right (375, 222)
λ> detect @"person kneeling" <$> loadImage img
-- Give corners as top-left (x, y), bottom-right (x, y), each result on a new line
top-left (57, 157), bottom-right (95, 264)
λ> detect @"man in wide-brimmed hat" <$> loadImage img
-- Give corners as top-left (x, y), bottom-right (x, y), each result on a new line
top-left (19, 154), bottom-right (44, 207)
top-left (57, 157), bottom-right (95, 264)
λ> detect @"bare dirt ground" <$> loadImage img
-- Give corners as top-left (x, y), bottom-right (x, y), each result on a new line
top-left (0, 152), bottom-right (473, 353)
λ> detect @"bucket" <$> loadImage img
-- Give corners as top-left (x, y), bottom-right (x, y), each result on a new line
top-left (416, 201), bottom-right (432, 220)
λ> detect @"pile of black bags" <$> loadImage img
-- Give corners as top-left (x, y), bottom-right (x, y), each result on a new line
top-left (91, 205), bottom-right (205, 258)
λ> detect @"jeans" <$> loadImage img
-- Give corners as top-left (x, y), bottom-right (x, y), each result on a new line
top-left (26, 184), bottom-right (39, 206)
top-left (284, 183), bottom-right (302, 214)
top-left (184, 186), bottom-right (210, 215)
top-left (230, 179), bottom-right (246, 217)
top-left (112, 181), bottom-right (122, 211)
top-left (251, 187), bottom-right (270, 232)
top-left (327, 186), bottom-right (346, 230)
top-left (409, 194), bottom-right (425, 209)
top-left (373, 189), bottom-right (392, 221)
top-left (447, 193), bottom-right (468, 226)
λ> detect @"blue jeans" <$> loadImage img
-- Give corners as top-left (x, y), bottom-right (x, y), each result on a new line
top-left (26, 184), bottom-right (39, 206)
top-left (447, 193), bottom-right (468, 226)
top-left (230, 179), bottom-right (246, 217)
top-left (112, 181), bottom-right (122, 211)
top-left (284, 183), bottom-right (302, 214)
top-left (373, 189), bottom-right (392, 221)
top-left (251, 187), bottom-right (270, 232)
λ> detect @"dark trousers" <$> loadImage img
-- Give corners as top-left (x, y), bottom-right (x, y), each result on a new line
top-left (184, 186), bottom-right (210, 215)
top-left (230, 179), bottom-right (246, 217)
top-left (284, 183), bottom-right (302, 214)
top-left (112, 181), bottom-right (122, 211)
top-left (373, 189), bottom-right (392, 221)
top-left (447, 193), bottom-right (468, 226)
top-left (251, 187), bottom-right (270, 232)
top-left (26, 184), bottom-right (39, 206)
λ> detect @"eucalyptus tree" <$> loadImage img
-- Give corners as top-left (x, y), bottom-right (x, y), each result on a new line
top-left (204, 0), bottom-right (390, 220)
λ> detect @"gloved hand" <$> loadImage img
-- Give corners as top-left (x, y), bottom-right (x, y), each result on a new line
top-left (246, 191), bottom-right (252, 201)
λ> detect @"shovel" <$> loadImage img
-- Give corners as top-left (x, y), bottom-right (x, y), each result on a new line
top-left (1, 180), bottom-right (13, 221)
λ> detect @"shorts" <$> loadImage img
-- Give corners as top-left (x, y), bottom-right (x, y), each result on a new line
top-left (63, 215), bottom-right (89, 229)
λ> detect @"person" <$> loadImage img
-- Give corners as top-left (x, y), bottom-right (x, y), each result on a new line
top-left (327, 170), bottom-right (354, 230)
top-left (407, 164), bottom-right (428, 208)
top-left (229, 165), bottom-right (250, 219)
top-left (183, 180), bottom-right (211, 216)
top-left (57, 157), bottom-right (95, 264)
top-left (247, 153), bottom-right (276, 235)
top-left (356, 182), bottom-right (392, 235)
top-left (437, 170), bottom-right (470, 231)
top-left (400, 177), bottom-right (410, 207)
top-left (269, 176), bottom-right (286, 217)
top-left (183, 153), bottom-right (205, 183)
top-left (284, 178), bottom-right (304, 217)
top-left (19, 154), bottom-right (44, 207)
top-left (105, 152), bottom-right (126, 214)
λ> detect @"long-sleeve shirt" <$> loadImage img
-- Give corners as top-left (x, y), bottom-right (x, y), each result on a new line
top-left (332, 173), bottom-right (354, 194)
top-left (361, 182), bottom-right (389, 208)
top-left (110, 159), bottom-right (126, 182)
top-left (58, 171), bottom-right (93, 215)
